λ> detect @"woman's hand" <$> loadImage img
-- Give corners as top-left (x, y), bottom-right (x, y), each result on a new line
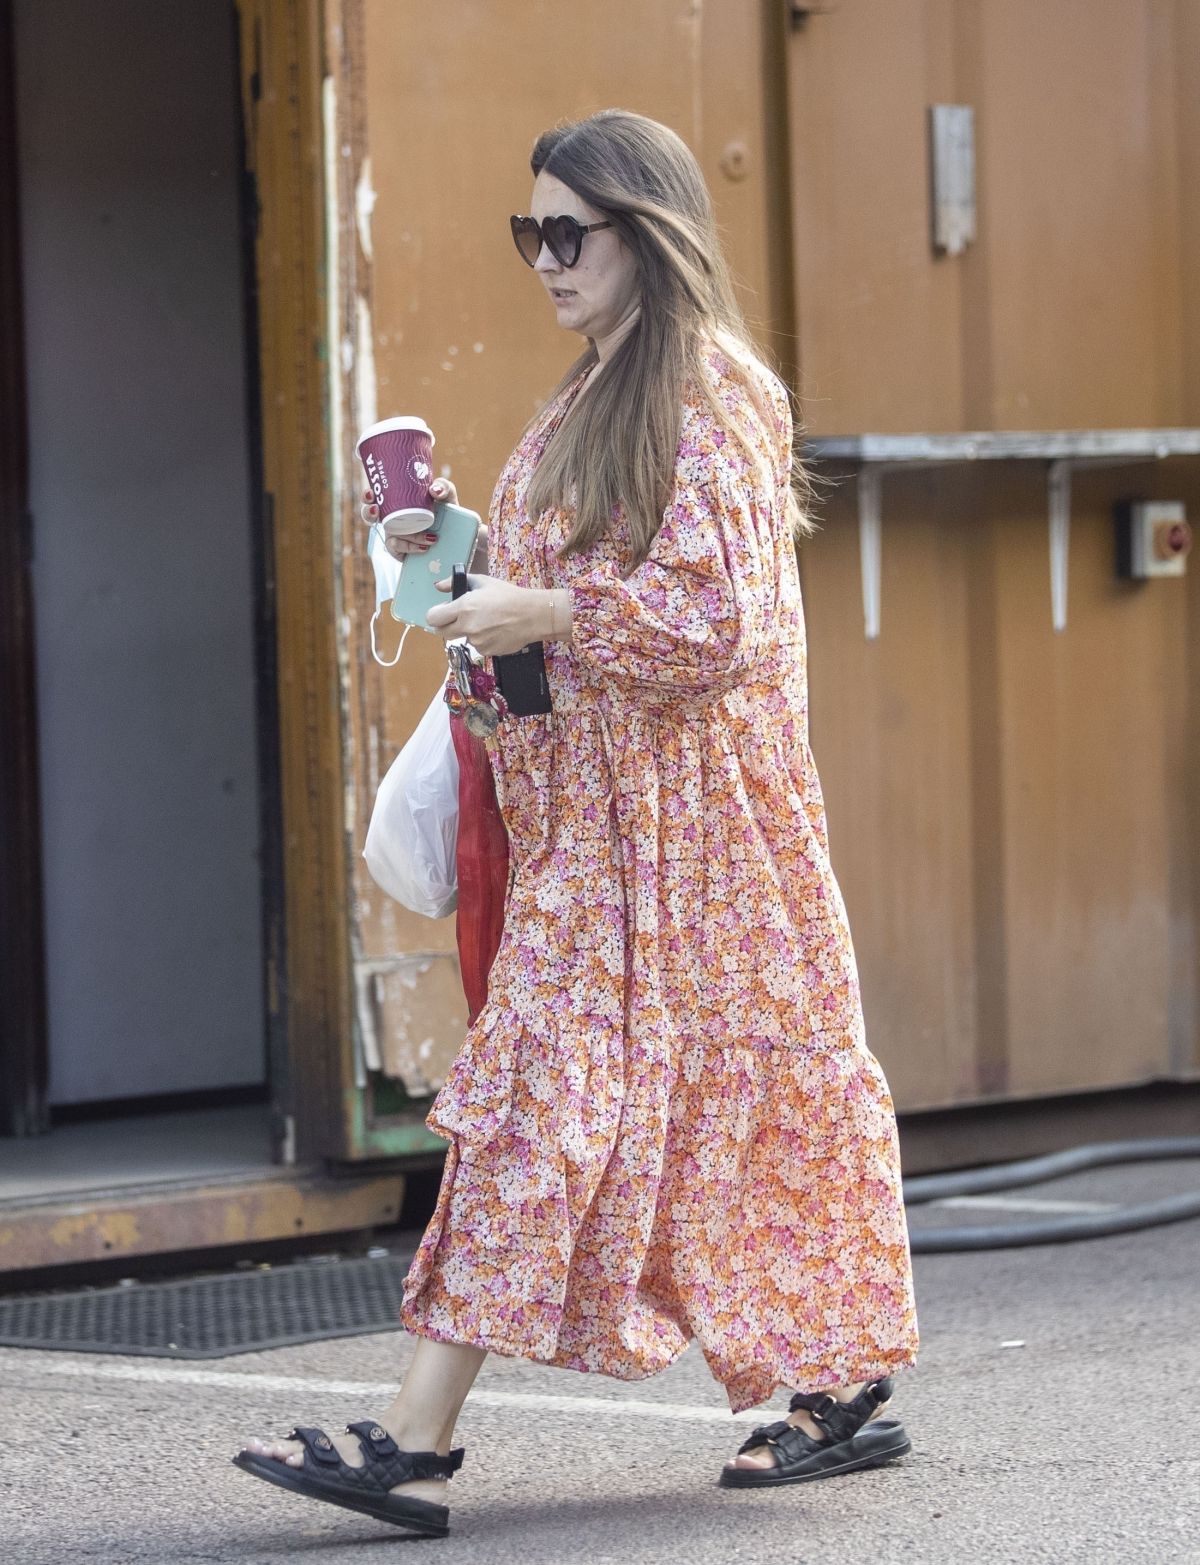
top-left (361, 477), bottom-right (489, 571)
top-left (426, 574), bottom-right (560, 657)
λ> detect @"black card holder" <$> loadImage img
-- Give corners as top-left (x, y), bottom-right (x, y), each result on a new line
top-left (492, 643), bottom-right (553, 715)
top-left (451, 563), bottom-right (552, 716)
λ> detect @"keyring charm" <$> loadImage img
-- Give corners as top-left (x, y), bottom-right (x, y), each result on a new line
top-left (444, 640), bottom-right (505, 733)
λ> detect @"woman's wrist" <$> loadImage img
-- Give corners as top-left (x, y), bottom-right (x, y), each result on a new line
top-left (542, 587), bottom-right (573, 642)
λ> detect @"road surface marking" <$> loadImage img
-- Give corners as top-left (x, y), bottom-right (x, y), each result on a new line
top-left (5, 1353), bottom-right (765, 1424)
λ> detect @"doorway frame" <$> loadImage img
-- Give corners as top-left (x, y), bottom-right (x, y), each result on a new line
top-left (235, 0), bottom-right (355, 1162)
top-left (0, 0), bottom-right (354, 1163)
top-left (0, 0), bottom-right (49, 1137)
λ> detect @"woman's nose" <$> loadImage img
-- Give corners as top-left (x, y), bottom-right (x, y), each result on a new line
top-left (533, 243), bottom-right (561, 275)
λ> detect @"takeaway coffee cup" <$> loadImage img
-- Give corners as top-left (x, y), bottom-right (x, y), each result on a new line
top-left (355, 416), bottom-right (436, 534)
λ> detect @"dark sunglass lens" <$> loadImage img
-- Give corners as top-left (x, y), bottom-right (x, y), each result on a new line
top-left (543, 214), bottom-right (583, 268)
top-left (510, 216), bottom-right (541, 267)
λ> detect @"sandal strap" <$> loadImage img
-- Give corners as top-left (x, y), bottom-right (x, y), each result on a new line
top-left (787, 1376), bottom-right (894, 1443)
top-left (287, 1422), bottom-right (465, 1485)
top-left (344, 1421), bottom-right (464, 1481)
top-left (288, 1425), bottom-right (343, 1466)
top-left (736, 1418), bottom-right (824, 1462)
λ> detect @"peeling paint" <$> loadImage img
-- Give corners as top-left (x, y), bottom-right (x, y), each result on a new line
top-left (352, 953), bottom-right (468, 1092)
top-left (2, 1176), bottom-right (401, 1270)
top-left (355, 153), bottom-right (376, 261)
top-left (367, 721), bottom-right (381, 791)
top-left (45, 1210), bottom-right (142, 1252)
top-left (356, 964), bottom-right (383, 1070)
top-left (356, 293), bottom-right (378, 430)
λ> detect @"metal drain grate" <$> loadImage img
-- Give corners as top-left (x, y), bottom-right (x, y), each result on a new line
top-left (0, 1250), bottom-right (417, 1358)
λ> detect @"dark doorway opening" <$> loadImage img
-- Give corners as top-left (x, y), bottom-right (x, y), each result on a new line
top-left (0, 1), bottom-right (281, 1166)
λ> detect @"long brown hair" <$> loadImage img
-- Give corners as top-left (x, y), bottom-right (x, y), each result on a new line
top-left (523, 109), bottom-right (816, 567)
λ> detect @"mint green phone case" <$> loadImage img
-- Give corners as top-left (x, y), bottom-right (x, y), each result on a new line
top-left (389, 502), bottom-right (481, 631)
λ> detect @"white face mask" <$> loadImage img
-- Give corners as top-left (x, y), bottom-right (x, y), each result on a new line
top-left (367, 522), bottom-right (413, 667)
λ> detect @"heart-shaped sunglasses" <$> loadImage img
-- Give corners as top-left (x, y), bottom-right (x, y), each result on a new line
top-left (510, 213), bottom-right (613, 269)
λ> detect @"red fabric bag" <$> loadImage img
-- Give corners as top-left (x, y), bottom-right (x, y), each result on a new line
top-left (448, 710), bottom-right (509, 1026)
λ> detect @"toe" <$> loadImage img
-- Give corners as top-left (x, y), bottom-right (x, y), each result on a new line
top-left (256, 1438), bottom-right (303, 1463)
top-left (729, 1446), bottom-right (776, 1470)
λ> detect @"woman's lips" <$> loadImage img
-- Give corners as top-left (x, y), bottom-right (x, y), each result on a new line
top-left (549, 288), bottom-right (576, 302)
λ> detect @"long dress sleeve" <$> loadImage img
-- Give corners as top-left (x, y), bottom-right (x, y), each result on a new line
top-left (567, 394), bottom-right (788, 701)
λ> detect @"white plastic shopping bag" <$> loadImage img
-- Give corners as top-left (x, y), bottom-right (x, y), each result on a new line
top-left (363, 683), bottom-right (459, 917)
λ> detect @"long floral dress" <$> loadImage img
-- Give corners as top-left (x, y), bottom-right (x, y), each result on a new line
top-left (400, 344), bottom-right (918, 1412)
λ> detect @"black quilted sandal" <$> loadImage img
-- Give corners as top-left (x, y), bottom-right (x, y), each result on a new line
top-left (233, 1421), bottom-right (464, 1537)
top-left (718, 1377), bottom-right (910, 1489)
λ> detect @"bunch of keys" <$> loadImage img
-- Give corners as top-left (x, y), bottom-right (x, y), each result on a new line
top-left (443, 564), bottom-right (506, 738)
top-left (445, 639), bottom-right (505, 736)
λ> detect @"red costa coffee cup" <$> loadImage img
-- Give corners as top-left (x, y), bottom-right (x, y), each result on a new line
top-left (355, 416), bottom-right (436, 534)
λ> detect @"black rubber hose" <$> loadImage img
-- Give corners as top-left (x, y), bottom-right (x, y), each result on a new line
top-left (902, 1136), bottom-right (1200, 1253)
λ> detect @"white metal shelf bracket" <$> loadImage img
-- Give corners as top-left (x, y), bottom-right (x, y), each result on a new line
top-left (1047, 459), bottom-right (1071, 633)
top-left (1046, 455), bottom-right (1159, 631)
top-left (805, 429), bottom-right (1200, 641)
top-left (858, 465), bottom-right (884, 640)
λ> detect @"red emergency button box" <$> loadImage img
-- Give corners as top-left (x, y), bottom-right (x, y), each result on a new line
top-left (1115, 500), bottom-right (1192, 580)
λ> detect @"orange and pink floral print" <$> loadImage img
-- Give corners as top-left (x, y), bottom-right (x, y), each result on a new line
top-left (400, 344), bottom-right (919, 1412)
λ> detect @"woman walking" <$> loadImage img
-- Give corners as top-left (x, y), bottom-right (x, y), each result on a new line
top-left (234, 108), bottom-right (918, 1539)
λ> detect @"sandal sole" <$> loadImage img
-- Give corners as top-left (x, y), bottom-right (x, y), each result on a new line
top-left (717, 1418), bottom-right (912, 1489)
top-left (231, 1449), bottom-right (450, 1537)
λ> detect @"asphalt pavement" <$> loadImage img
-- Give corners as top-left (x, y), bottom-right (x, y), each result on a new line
top-left (5, 1159), bottom-right (1199, 1564)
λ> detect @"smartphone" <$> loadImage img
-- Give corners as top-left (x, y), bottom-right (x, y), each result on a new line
top-left (389, 502), bottom-right (481, 631)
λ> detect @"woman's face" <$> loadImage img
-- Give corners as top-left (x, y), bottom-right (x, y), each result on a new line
top-left (529, 171), bottom-right (640, 347)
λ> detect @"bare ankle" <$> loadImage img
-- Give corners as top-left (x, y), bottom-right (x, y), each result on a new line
top-left (379, 1412), bottom-right (448, 1455)
top-left (834, 1381), bottom-right (869, 1403)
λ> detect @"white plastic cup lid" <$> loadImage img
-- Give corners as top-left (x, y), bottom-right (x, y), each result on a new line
top-left (355, 416), bottom-right (435, 453)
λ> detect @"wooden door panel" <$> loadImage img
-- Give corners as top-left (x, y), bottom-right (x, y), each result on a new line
top-left (785, 0), bottom-right (966, 433)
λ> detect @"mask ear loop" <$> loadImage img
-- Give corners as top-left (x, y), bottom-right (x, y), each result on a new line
top-left (370, 607), bottom-right (412, 668)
